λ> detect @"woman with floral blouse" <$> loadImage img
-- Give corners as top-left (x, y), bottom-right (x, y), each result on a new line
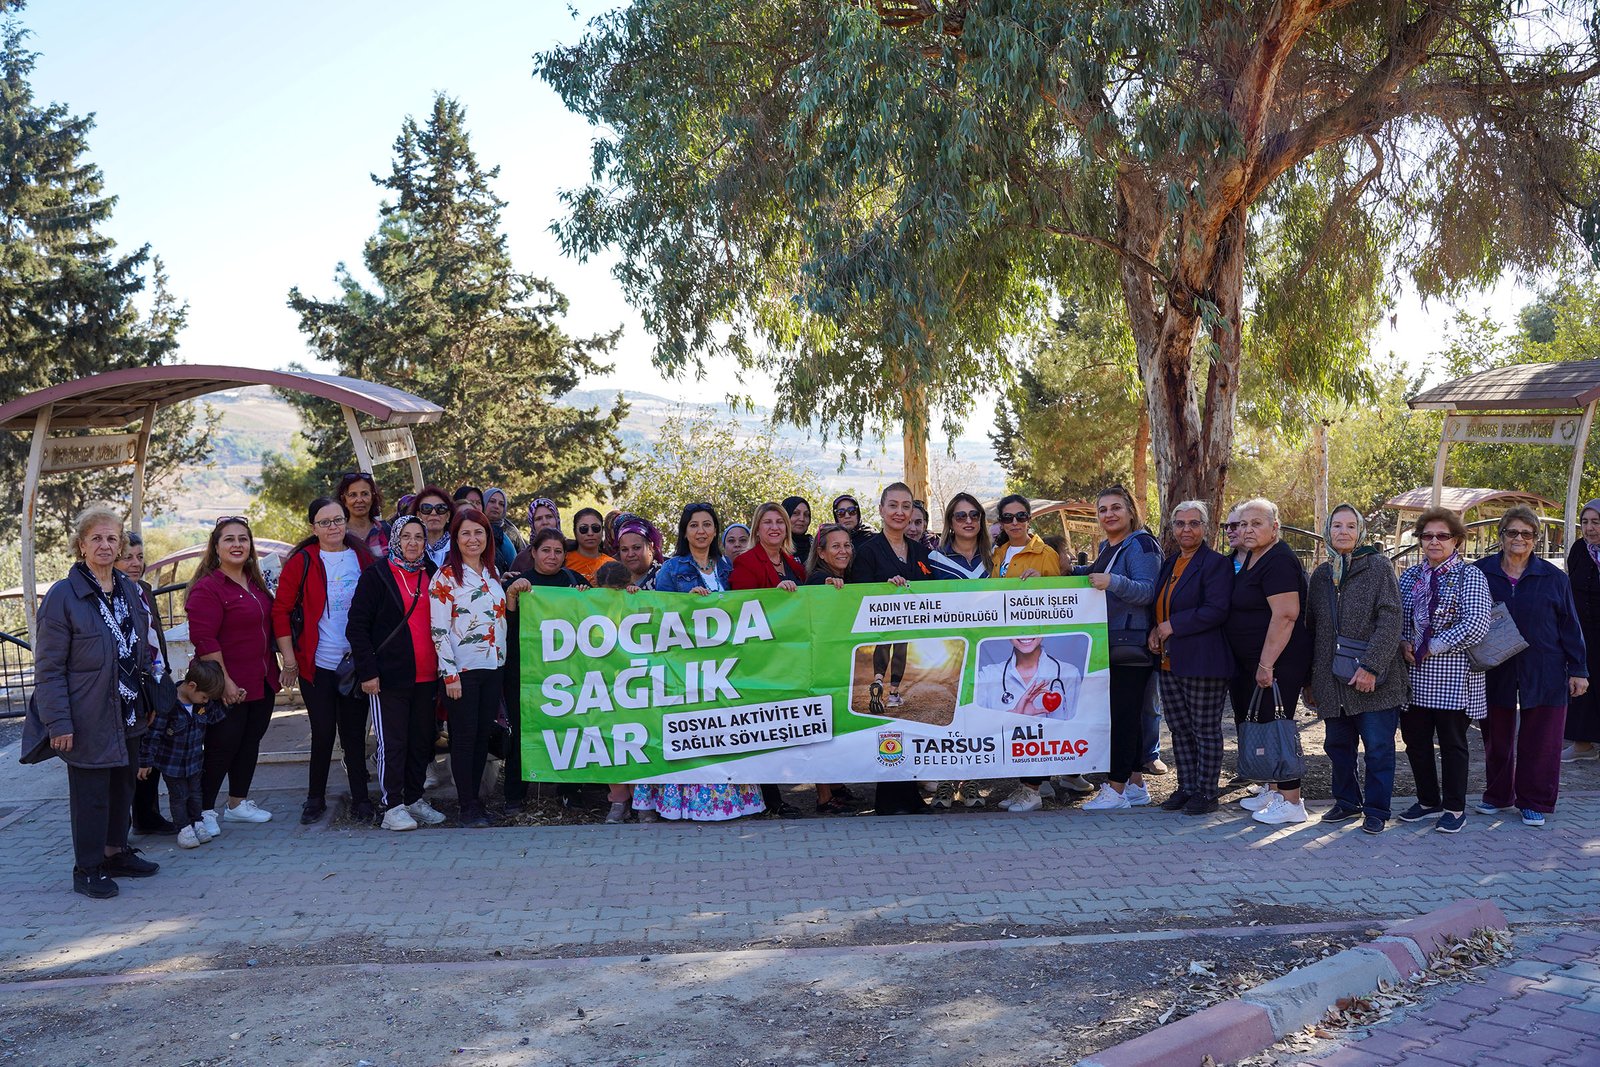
top-left (430, 508), bottom-right (520, 828)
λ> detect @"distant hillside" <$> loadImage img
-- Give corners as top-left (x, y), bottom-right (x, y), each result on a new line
top-left (158, 384), bottom-right (1005, 525)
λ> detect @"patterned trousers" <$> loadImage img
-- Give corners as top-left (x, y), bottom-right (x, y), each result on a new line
top-left (1157, 672), bottom-right (1231, 801)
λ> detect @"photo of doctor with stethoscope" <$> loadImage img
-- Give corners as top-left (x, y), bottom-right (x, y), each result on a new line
top-left (974, 635), bottom-right (1084, 719)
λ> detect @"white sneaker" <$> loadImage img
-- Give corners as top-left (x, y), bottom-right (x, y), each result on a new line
top-left (191, 820), bottom-right (213, 844)
top-left (1007, 787), bottom-right (1043, 813)
top-left (886, 691), bottom-right (903, 708)
top-left (1082, 784), bottom-right (1132, 811)
top-left (406, 799), bottom-right (447, 826)
top-left (1037, 779), bottom-right (1056, 799)
top-left (1561, 743), bottom-right (1599, 763)
top-left (177, 825), bottom-right (201, 849)
top-left (224, 799), bottom-right (272, 823)
top-left (1252, 797), bottom-right (1308, 825)
top-left (604, 802), bottom-right (628, 824)
top-left (382, 804), bottom-right (418, 832)
top-left (998, 786), bottom-right (1031, 811)
top-left (1123, 782), bottom-right (1152, 807)
top-left (424, 758), bottom-right (443, 791)
top-left (1240, 788), bottom-right (1281, 812)
top-left (933, 782), bottom-right (954, 809)
top-left (201, 810), bottom-right (222, 837)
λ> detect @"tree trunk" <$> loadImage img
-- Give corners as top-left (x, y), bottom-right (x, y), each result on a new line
top-left (1312, 418), bottom-right (1329, 564)
top-left (900, 377), bottom-right (930, 502)
top-left (1132, 404), bottom-right (1150, 515)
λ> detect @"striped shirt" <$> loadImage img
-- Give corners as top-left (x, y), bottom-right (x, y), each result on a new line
top-left (1398, 557), bottom-right (1493, 718)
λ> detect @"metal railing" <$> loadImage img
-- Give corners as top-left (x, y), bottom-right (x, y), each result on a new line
top-left (1386, 515), bottom-right (1567, 576)
top-left (0, 631), bottom-right (32, 719)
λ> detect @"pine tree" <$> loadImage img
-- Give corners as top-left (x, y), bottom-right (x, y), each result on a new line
top-left (0, 10), bottom-right (211, 547)
top-left (274, 95), bottom-right (627, 512)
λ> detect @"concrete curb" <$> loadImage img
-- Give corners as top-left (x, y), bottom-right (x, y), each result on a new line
top-left (1075, 897), bottom-right (1510, 1067)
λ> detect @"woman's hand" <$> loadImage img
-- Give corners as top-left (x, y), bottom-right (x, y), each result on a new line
top-left (1088, 573), bottom-right (1111, 591)
top-left (1255, 662), bottom-right (1275, 689)
top-left (825, 577), bottom-right (844, 590)
top-left (361, 678), bottom-right (381, 696)
top-left (887, 575), bottom-right (909, 587)
top-left (1350, 667), bottom-right (1377, 693)
top-left (1018, 568), bottom-right (1041, 581)
top-left (51, 733), bottom-right (72, 754)
top-left (625, 585), bottom-right (640, 594)
top-left (777, 580), bottom-right (798, 592)
top-left (1571, 676), bottom-right (1590, 698)
top-left (1401, 641), bottom-right (1416, 666)
top-left (224, 680), bottom-right (247, 705)
top-left (1154, 620), bottom-right (1174, 643)
top-left (505, 578), bottom-right (532, 597)
top-left (279, 664), bottom-right (299, 691)
top-left (445, 678), bottom-right (462, 700)
top-left (137, 766), bottom-right (151, 781)
top-left (691, 586), bottom-right (710, 596)
top-left (1146, 630), bottom-right (1163, 654)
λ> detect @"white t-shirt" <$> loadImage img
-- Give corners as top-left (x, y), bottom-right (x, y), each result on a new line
top-left (314, 549), bottom-right (361, 670)
top-left (999, 545), bottom-right (1026, 577)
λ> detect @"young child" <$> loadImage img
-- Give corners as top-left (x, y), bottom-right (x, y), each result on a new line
top-left (139, 660), bottom-right (227, 849)
top-left (593, 561), bottom-right (632, 590)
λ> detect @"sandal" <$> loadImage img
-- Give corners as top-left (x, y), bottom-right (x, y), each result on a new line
top-left (816, 799), bottom-right (852, 816)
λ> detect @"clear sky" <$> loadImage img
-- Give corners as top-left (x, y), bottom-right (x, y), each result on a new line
top-left (23, 2), bottom-right (1532, 442)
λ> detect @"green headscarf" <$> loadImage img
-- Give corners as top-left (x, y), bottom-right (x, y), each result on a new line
top-left (1323, 502), bottom-right (1375, 587)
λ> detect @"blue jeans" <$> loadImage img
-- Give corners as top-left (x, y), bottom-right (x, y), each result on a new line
top-left (1142, 673), bottom-right (1162, 762)
top-left (1323, 707), bottom-right (1400, 820)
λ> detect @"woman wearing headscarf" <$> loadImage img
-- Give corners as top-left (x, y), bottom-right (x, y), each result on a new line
top-left (346, 515), bottom-right (445, 831)
top-left (483, 488), bottom-right (524, 573)
top-left (1563, 499), bottom-right (1600, 763)
top-left (784, 496), bottom-right (814, 564)
top-left (613, 513), bottom-right (663, 590)
top-left (1474, 506), bottom-right (1588, 827)
top-left (721, 521), bottom-right (751, 561)
top-left (1305, 504), bottom-right (1408, 834)
top-left (832, 494), bottom-right (873, 547)
top-left (527, 498), bottom-right (563, 538)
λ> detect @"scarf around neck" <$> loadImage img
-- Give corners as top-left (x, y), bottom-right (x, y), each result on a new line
top-left (387, 515), bottom-right (429, 573)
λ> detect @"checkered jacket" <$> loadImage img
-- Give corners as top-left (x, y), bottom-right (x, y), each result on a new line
top-left (1398, 559), bottom-right (1493, 718)
top-left (139, 696), bottom-right (225, 779)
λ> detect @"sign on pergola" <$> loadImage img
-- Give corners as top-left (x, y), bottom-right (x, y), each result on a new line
top-left (1410, 358), bottom-right (1600, 549)
top-left (0, 364), bottom-right (444, 639)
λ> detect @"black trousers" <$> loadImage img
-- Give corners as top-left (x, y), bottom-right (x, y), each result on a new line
top-left (1108, 663), bottom-right (1155, 784)
top-left (501, 667), bottom-right (526, 804)
top-left (448, 669), bottom-right (501, 812)
top-left (303, 668), bottom-right (371, 802)
top-left (132, 768), bottom-right (166, 829)
top-left (375, 682), bottom-right (438, 808)
top-left (67, 735), bottom-right (137, 872)
top-left (165, 770), bottom-right (204, 826)
top-left (202, 695), bottom-right (273, 810)
top-left (1401, 704), bottom-right (1470, 812)
top-left (873, 643), bottom-right (908, 686)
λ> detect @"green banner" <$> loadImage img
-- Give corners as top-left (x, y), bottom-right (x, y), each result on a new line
top-left (518, 577), bottom-right (1110, 784)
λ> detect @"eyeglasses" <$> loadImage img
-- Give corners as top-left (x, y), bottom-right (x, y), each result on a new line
top-left (1223, 522), bottom-right (1241, 531)
top-left (416, 503), bottom-right (451, 516)
top-left (834, 506), bottom-right (859, 517)
top-left (576, 524), bottom-right (603, 535)
top-left (1000, 511), bottom-right (1030, 524)
top-left (214, 515), bottom-right (249, 527)
top-left (313, 517), bottom-right (347, 529)
top-left (1502, 529), bottom-right (1537, 541)
top-left (1416, 532), bottom-right (1455, 542)
top-left (951, 509), bottom-right (982, 522)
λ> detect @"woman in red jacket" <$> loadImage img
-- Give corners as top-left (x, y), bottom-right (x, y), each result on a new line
top-left (272, 497), bottom-right (376, 824)
top-left (729, 502), bottom-right (805, 817)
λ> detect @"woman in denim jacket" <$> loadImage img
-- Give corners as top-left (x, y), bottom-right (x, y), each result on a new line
top-left (652, 503), bottom-right (735, 595)
top-left (1074, 485), bottom-right (1162, 811)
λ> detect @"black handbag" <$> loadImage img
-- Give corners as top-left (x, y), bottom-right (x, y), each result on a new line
top-left (1236, 682), bottom-right (1305, 782)
top-left (338, 572), bottom-right (424, 698)
top-left (286, 548), bottom-right (310, 645)
top-left (1328, 588), bottom-right (1380, 685)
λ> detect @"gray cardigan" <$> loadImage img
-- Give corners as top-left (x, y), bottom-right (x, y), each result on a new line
top-left (22, 565), bottom-right (152, 769)
top-left (1306, 550), bottom-right (1410, 718)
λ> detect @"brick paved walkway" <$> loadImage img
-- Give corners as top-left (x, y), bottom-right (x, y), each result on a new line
top-left (1293, 927), bottom-right (1600, 1066)
top-left (3, 781), bottom-right (1598, 981)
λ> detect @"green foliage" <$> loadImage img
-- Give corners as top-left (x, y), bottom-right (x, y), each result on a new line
top-left (0, 19), bottom-right (214, 548)
top-left (991, 299), bottom-right (1142, 499)
top-left (617, 409), bottom-right (826, 536)
top-left (269, 95), bottom-right (629, 516)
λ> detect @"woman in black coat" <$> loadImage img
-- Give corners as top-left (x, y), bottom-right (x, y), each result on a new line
top-left (1564, 499), bottom-right (1600, 763)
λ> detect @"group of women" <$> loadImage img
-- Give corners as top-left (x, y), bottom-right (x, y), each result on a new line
top-left (27, 471), bottom-right (1596, 897)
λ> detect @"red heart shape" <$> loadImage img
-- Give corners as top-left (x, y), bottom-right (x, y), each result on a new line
top-left (1042, 691), bottom-right (1062, 712)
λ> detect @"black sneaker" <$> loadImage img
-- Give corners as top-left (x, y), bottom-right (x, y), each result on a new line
top-left (1160, 790), bottom-right (1193, 812)
top-left (300, 798), bottom-right (328, 825)
top-left (349, 799), bottom-right (377, 822)
top-left (1435, 811), bottom-right (1467, 834)
top-left (1321, 805), bottom-right (1362, 823)
top-left (133, 817), bottom-right (178, 836)
top-left (1183, 795), bottom-right (1219, 815)
top-left (1398, 802), bottom-right (1443, 823)
top-left (101, 847), bottom-right (159, 879)
top-left (1362, 815), bottom-right (1387, 834)
top-left (73, 866), bottom-right (119, 899)
top-left (460, 806), bottom-right (492, 829)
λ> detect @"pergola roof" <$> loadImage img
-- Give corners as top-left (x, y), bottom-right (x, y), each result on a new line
top-left (1409, 359), bottom-right (1600, 412)
top-left (1385, 487), bottom-right (1559, 514)
top-left (0, 364), bottom-right (443, 431)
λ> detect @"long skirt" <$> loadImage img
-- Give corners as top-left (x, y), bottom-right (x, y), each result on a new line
top-left (632, 783), bottom-right (765, 821)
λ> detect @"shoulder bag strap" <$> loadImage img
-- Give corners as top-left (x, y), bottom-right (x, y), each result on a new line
top-left (373, 571), bottom-right (425, 656)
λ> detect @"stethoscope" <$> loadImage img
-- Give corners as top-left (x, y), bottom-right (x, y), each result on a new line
top-left (1000, 653), bottom-right (1066, 705)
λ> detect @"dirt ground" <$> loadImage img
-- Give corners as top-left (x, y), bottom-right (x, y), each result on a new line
top-left (0, 925), bottom-right (1367, 1067)
top-left (847, 640), bottom-right (963, 727)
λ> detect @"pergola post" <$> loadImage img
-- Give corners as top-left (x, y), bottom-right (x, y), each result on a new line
top-left (1564, 400), bottom-right (1597, 550)
top-left (1430, 435), bottom-right (1450, 508)
top-left (21, 404), bottom-right (52, 640)
top-left (340, 403), bottom-right (376, 473)
top-left (127, 402), bottom-right (157, 536)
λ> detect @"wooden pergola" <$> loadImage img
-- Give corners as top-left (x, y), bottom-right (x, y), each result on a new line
top-left (0, 365), bottom-right (443, 639)
top-left (1409, 359), bottom-right (1600, 550)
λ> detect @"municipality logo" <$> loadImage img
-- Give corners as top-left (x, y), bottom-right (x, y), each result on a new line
top-left (876, 730), bottom-right (905, 766)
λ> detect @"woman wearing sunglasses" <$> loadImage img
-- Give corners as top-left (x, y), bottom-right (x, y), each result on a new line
top-left (1472, 506), bottom-right (1588, 828)
top-left (922, 493), bottom-right (995, 808)
top-left (1397, 507), bottom-right (1492, 833)
top-left (564, 507), bottom-right (616, 585)
top-left (411, 486), bottom-right (456, 568)
top-left (832, 494), bottom-right (874, 547)
top-left (336, 472), bottom-right (388, 557)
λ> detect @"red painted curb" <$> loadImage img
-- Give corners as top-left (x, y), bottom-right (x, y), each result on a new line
top-left (1385, 898), bottom-right (1509, 960)
top-left (1361, 937), bottom-right (1424, 978)
top-left (1079, 1000), bottom-right (1276, 1067)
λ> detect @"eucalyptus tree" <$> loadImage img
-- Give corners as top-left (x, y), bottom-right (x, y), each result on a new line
top-left (541, 1), bottom-right (1599, 518)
